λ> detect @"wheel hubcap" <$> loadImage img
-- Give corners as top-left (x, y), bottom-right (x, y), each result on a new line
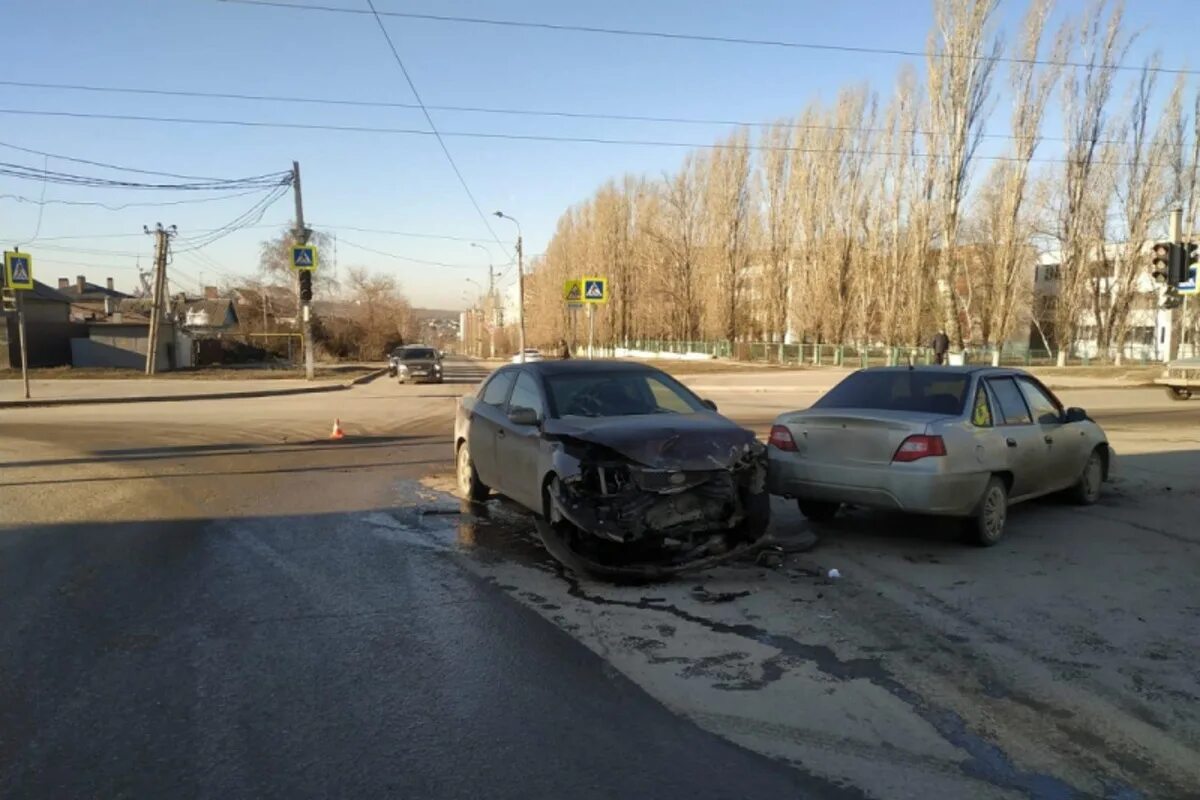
top-left (1084, 457), bottom-right (1101, 499)
top-left (984, 488), bottom-right (1005, 538)
top-left (458, 447), bottom-right (471, 491)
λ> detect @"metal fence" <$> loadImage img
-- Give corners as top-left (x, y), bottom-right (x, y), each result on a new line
top-left (593, 339), bottom-right (1169, 367)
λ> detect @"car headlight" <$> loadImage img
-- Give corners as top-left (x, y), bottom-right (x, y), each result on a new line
top-left (434, 363), bottom-right (442, 371)
top-left (398, 363), bottom-right (409, 372)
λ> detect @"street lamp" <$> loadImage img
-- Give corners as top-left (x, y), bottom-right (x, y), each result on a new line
top-left (493, 211), bottom-right (525, 363)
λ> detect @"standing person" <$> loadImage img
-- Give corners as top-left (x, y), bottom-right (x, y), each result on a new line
top-left (558, 338), bottom-right (571, 360)
top-left (931, 329), bottom-right (950, 365)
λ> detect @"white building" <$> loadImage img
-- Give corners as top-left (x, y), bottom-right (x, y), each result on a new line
top-left (1033, 244), bottom-right (1196, 363)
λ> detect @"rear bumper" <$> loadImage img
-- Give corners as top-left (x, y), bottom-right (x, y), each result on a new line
top-left (767, 450), bottom-right (988, 516)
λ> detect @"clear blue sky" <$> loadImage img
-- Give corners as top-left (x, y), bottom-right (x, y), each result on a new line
top-left (3, 0), bottom-right (1196, 308)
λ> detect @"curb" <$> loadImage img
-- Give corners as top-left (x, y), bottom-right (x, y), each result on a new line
top-left (0, 367), bottom-right (388, 410)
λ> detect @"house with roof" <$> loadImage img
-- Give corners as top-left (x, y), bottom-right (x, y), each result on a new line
top-left (174, 291), bottom-right (239, 336)
top-left (1, 280), bottom-right (78, 368)
top-left (57, 274), bottom-right (132, 322)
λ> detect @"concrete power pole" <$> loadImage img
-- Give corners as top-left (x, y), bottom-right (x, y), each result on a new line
top-left (516, 233), bottom-right (526, 361)
top-left (292, 161), bottom-right (315, 381)
top-left (144, 224), bottom-right (174, 375)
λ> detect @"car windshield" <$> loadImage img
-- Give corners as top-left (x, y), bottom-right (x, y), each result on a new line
top-left (813, 370), bottom-right (970, 415)
top-left (401, 348), bottom-right (436, 359)
top-left (545, 371), bottom-right (705, 418)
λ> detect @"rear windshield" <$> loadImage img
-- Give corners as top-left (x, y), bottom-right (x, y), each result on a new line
top-left (813, 371), bottom-right (969, 415)
top-left (400, 348), bottom-right (436, 359)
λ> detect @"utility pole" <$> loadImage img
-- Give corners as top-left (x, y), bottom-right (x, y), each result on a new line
top-left (144, 224), bottom-right (174, 375)
top-left (292, 160), bottom-right (315, 381)
top-left (516, 234), bottom-right (526, 361)
top-left (493, 211), bottom-right (525, 362)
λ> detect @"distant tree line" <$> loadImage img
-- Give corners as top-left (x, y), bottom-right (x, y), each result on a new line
top-left (522, 0), bottom-right (1200, 364)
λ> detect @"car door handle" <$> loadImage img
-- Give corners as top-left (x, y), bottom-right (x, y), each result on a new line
top-left (1006, 438), bottom-right (1018, 448)
top-left (1044, 435), bottom-right (1054, 444)
top-left (496, 429), bottom-right (506, 438)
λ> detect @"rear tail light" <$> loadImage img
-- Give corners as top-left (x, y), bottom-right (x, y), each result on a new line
top-left (892, 434), bottom-right (946, 463)
top-left (768, 425), bottom-right (798, 452)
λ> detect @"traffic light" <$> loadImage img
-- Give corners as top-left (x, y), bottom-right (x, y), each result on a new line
top-left (1152, 242), bottom-right (1173, 282)
top-left (1180, 242), bottom-right (1199, 286)
top-left (298, 270), bottom-right (313, 304)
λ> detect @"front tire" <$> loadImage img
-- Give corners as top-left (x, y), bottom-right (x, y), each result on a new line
top-left (456, 441), bottom-right (489, 503)
top-left (1070, 449), bottom-right (1104, 505)
top-left (1166, 386), bottom-right (1192, 401)
top-left (965, 477), bottom-right (1008, 546)
top-left (797, 498), bottom-right (840, 522)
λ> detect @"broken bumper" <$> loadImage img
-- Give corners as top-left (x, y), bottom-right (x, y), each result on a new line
top-left (544, 445), bottom-right (770, 576)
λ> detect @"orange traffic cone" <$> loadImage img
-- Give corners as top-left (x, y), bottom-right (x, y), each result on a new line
top-left (330, 418), bottom-right (345, 440)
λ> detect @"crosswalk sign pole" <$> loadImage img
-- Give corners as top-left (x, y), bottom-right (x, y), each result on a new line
top-left (588, 303), bottom-right (595, 360)
top-left (16, 290), bottom-right (29, 399)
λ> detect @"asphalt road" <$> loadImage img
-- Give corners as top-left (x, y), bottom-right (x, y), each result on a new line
top-left (2, 359), bottom-right (1198, 799)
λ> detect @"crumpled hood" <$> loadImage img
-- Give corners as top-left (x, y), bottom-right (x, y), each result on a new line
top-left (543, 413), bottom-right (759, 470)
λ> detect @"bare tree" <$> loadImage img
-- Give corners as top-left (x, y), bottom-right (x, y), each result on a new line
top-left (1107, 62), bottom-right (1178, 362)
top-left (758, 120), bottom-right (801, 342)
top-left (701, 129), bottom-right (755, 341)
top-left (979, 0), bottom-right (1064, 364)
top-left (1053, 0), bottom-right (1128, 365)
top-left (926, 0), bottom-right (1002, 349)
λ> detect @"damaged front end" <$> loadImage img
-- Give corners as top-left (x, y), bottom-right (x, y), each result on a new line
top-left (538, 428), bottom-right (769, 579)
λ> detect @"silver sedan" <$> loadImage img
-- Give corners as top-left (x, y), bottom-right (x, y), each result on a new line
top-left (766, 366), bottom-right (1113, 545)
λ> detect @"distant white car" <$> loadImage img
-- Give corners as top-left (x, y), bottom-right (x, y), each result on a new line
top-left (511, 348), bottom-right (544, 363)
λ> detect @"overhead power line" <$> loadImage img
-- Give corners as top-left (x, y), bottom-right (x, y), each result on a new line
top-left (337, 237), bottom-right (482, 269)
top-left (0, 139), bottom-right (246, 182)
top-left (174, 184), bottom-right (292, 253)
top-left (0, 187), bottom-right (286, 211)
top-left (0, 107), bottom-right (1184, 169)
top-left (216, 0), bottom-right (1200, 77)
top-left (362, 0), bottom-right (511, 260)
top-left (0, 78), bottom-right (1102, 146)
top-left (0, 158), bottom-right (291, 191)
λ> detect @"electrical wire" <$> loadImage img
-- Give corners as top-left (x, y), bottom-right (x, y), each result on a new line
top-left (0, 187), bottom-right (286, 211)
top-left (216, 0), bottom-right (1200, 77)
top-left (0, 78), bottom-right (1103, 146)
top-left (336, 236), bottom-right (480, 269)
top-left (361, 0), bottom-right (511, 262)
top-left (0, 107), bottom-right (1179, 169)
top-left (174, 183), bottom-right (292, 253)
top-left (0, 139), bottom-right (251, 182)
top-left (0, 159), bottom-right (291, 190)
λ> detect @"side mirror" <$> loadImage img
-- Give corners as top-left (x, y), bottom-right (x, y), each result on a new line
top-left (701, 398), bottom-right (718, 412)
top-left (1064, 407), bottom-right (1088, 424)
top-left (508, 407), bottom-right (540, 427)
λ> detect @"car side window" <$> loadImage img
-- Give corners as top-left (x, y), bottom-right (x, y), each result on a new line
top-left (986, 377), bottom-right (1033, 425)
top-left (508, 372), bottom-right (545, 419)
top-left (1016, 377), bottom-right (1063, 425)
top-left (480, 371), bottom-right (516, 407)
top-left (970, 384), bottom-right (993, 427)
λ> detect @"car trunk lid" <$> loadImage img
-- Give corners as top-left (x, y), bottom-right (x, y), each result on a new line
top-left (777, 410), bottom-right (948, 466)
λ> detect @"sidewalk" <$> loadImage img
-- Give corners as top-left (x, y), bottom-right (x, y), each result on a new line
top-left (0, 370), bottom-right (384, 408)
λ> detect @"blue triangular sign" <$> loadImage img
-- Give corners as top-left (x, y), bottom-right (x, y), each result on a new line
top-left (11, 260), bottom-right (29, 282)
top-left (294, 248), bottom-right (313, 267)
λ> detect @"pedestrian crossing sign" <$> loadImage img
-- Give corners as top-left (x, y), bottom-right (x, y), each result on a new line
top-left (292, 245), bottom-right (318, 271)
top-left (4, 251), bottom-right (33, 291)
top-left (582, 276), bottom-right (607, 304)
